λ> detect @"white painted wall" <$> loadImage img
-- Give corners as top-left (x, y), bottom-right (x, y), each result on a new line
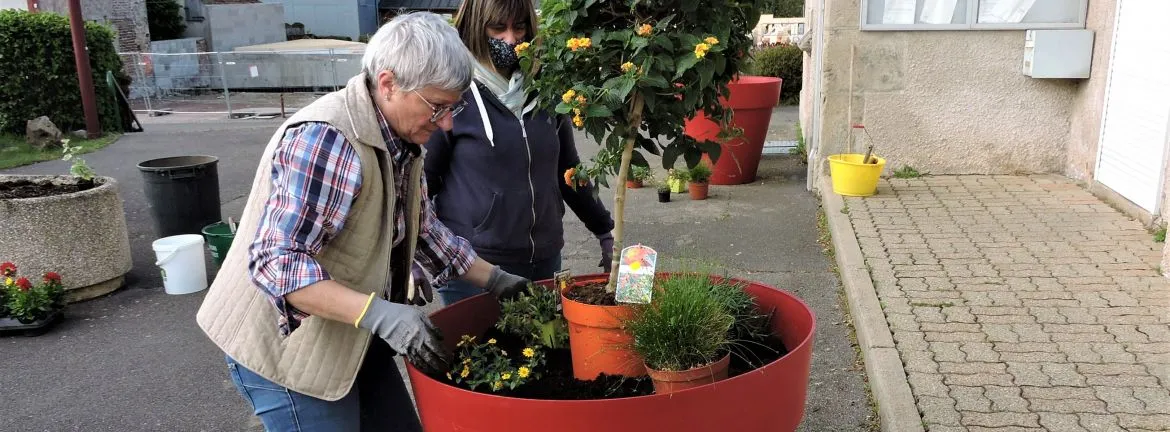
top-left (0, 0), bottom-right (26, 10)
top-left (263, 0), bottom-right (360, 40)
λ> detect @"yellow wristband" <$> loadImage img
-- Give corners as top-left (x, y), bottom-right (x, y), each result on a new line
top-left (354, 292), bottom-right (376, 328)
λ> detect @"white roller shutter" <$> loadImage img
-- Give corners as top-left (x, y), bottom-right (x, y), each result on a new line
top-left (1095, 0), bottom-right (1170, 213)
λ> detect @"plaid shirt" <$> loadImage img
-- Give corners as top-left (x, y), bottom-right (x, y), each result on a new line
top-left (249, 111), bottom-right (476, 335)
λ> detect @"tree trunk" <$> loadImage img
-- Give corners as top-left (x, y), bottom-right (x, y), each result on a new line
top-left (606, 92), bottom-right (646, 292)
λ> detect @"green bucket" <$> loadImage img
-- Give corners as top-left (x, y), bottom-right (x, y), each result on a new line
top-left (201, 221), bottom-right (236, 266)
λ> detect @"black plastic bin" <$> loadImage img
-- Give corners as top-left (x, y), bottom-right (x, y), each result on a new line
top-left (137, 155), bottom-right (223, 238)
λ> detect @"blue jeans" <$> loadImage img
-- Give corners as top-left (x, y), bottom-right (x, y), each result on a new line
top-left (438, 253), bottom-right (562, 306)
top-left (225, 339), bottom-right (421, 432)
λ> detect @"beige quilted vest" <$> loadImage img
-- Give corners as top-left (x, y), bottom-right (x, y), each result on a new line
top-left (196, 74), bottom-right (425, 401)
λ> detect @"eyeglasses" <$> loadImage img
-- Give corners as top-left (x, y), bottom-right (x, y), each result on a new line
top-left (412, 90), bottom-right (467, 123)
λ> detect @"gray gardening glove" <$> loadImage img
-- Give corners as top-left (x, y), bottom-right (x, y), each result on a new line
top-left (597, 232), bottom-right (615, 273)
top-left (359, 298), bottom-right (450, 373)
top-left (485, 266), bottom-right (530, 300)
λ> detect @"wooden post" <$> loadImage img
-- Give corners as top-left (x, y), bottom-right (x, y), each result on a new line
top-left (68, 0), bottom-right (101, 138)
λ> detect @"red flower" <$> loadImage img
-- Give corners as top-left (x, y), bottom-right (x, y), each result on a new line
top-left (0, 262), bottom-right (15, 277)
top-left (43, 272), bottom-right (61, 284)
top-left (15, 277), bottom-right (32, 291)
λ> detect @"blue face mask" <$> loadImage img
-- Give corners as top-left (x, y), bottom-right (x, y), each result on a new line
top-left (488, 38), bottom-right (520, 73)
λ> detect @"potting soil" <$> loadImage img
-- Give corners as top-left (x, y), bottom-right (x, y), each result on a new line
top-left (431, 326), bottom-right (788, 400)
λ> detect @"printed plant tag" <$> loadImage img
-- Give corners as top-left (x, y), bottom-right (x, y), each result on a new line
top-left (615, 244), bottom-right (656, 304)
top-left (552, 270), bottom-right (572, 311)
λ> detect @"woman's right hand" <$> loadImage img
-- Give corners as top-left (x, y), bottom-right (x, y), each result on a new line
top-left (358, 298), bottom-right (451, 373)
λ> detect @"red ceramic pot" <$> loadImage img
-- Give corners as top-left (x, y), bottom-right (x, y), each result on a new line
top-left (684, 76), bottom-right (783, 185)
top-left (405, 274), bottom-right (816, 432)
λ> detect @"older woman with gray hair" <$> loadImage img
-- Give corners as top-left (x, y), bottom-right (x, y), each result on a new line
top-left (194, 12), bottom-right (530, 430)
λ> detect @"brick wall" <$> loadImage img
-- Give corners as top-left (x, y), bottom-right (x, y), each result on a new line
top-left (40, 0), bottom-right (150, 52)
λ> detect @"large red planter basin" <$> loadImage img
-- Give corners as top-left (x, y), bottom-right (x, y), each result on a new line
top-left (684, 76), bottom-right (782, 185)
top-left (406, 274), bottom-right (816, 432)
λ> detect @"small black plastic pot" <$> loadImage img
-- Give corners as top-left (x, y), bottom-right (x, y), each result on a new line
top-left (657, 190), bottom-right (671, 203)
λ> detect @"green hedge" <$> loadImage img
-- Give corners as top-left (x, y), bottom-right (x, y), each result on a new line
top-left (0, 10), bottom-right (127, 134)
top-left (748, 43), bottom-right (803, 105)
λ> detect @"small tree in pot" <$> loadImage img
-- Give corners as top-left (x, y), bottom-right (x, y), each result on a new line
top-left (518, 0), bottom-right (761, 378)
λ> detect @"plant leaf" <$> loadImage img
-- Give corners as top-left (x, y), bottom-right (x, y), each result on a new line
top-left (698, 140), bottom-right (721, 163)
top-left (585, 104), bottom-right (613, 117)
top-left (674, 54), bottom-right (701, 79)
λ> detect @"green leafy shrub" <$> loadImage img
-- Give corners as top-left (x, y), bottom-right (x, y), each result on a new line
top-left (0, 10), bottom-right (127, 134)
top-left (749, 43), bottom-right (802, 105)
top-left (147, 0), bottom-right (186, 41)
top-left (687, 162), bottom-right (712, 184)
top-left (628, 273), bottom-right (734, 371)
top-left (496, 284), bottom-right (569, 349)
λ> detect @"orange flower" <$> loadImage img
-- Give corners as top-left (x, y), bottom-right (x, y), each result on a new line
top-left (575, 95), bottom-right (586, 104)
top-left (636, 24), bottom-right (652, 37)
top-left (704, 36), bottom-right (719, 45)
top-left (621, 62), bottom-right (635, 73)
top-left (564, 167), bottom-right (576, 186)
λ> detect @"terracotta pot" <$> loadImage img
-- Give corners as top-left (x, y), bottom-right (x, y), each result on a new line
top-left (684, 76), bottom-right (783, 185)
top-left (689, 181), bottom-right (709, 200)
top-left (560, 279), bottom-right (646, 380)
top-left (646, 353), bottom-right (731, 394)
top-left (406, 274), bottom-right (817, 432)
top-left (626, 179), bottom-right (643, 189)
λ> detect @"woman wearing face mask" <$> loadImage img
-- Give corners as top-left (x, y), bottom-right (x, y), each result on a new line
top-left (422, 0), bottom-right (615, 306)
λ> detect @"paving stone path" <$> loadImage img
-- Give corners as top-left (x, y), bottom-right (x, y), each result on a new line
top-left (844, 175), bottom-right (1170, 432)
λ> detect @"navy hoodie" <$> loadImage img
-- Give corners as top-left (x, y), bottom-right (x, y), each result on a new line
top-left (424, 81), bottom-right (614, 265)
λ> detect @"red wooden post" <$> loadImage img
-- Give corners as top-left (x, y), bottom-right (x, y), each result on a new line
top-left (67, 0), bottom-right (101, 138)
top-left (25, 0), bottom-right (38, 12)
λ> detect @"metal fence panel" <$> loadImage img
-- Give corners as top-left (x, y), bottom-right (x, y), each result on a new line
top-left (120, 50), bottom-right (363, 118)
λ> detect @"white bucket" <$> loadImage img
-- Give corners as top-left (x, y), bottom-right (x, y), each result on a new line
top-left (152, 234), bottom-right (209, 295)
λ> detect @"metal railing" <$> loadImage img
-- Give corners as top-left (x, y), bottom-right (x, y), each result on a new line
top-left (119, 50), bottom-right (363, 118)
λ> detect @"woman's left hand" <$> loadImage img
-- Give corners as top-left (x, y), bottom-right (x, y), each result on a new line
top-left (598, 232), bottom-right (614, 273)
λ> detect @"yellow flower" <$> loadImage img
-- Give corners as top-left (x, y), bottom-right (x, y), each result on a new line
top-left (573, 108), bottom-right (582, 116)
top-left (705, 36), bottom-right (719, 45)
top-left (501, 372), bottom-right (513, 380)
top-left (575, 95), bottom-right (587, 105)
top-left (572, 115), bottom-right (584, 128)
top-left (621, 62), bottom-right (635, 73)
top-left (463, 358), bottom-right (471, 365)
top-left (492, 381), bottom-right (503, 390)
top-left (514, 42), bottom-right (530, 55)
top-left (567, 37), bottom-right (590, 51)
top-left (694, 43), bottom-right (710, 59)
top-left (4, 277), bottom-right (11, 286)
top-left (522, 348), bottom-right (535, 358)
top-left (460, 367), bottom-right (470, 378)
top-left (562, 89), bottom-right (576, 104)
top-left (518, 367), bottom-right (531, 378)
top-left (488, 338), bottom-right (497, 344)
top-left (637, 24), bottom-right (653, 37)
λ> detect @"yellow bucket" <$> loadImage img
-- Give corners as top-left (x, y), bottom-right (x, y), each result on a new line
top-left (828, 154), bottom-right (886, 197)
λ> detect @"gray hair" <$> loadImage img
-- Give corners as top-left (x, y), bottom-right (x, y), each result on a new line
top-left (362, 12), bottom-right (473, 93)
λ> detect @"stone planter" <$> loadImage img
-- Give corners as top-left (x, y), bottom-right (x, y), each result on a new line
top-left (0, 175), bottom-right (132, 302)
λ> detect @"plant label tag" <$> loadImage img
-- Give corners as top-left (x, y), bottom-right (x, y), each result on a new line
top-left (553, 270), bottom-right (572, 294)
top-left (615, 244), bottom-right (656, 304)
top-left (552, 269), bottom-right (572, 311)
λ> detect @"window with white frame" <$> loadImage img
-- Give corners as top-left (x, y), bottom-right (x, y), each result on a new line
top-left (861, 0), bottom-right (1088, 30)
